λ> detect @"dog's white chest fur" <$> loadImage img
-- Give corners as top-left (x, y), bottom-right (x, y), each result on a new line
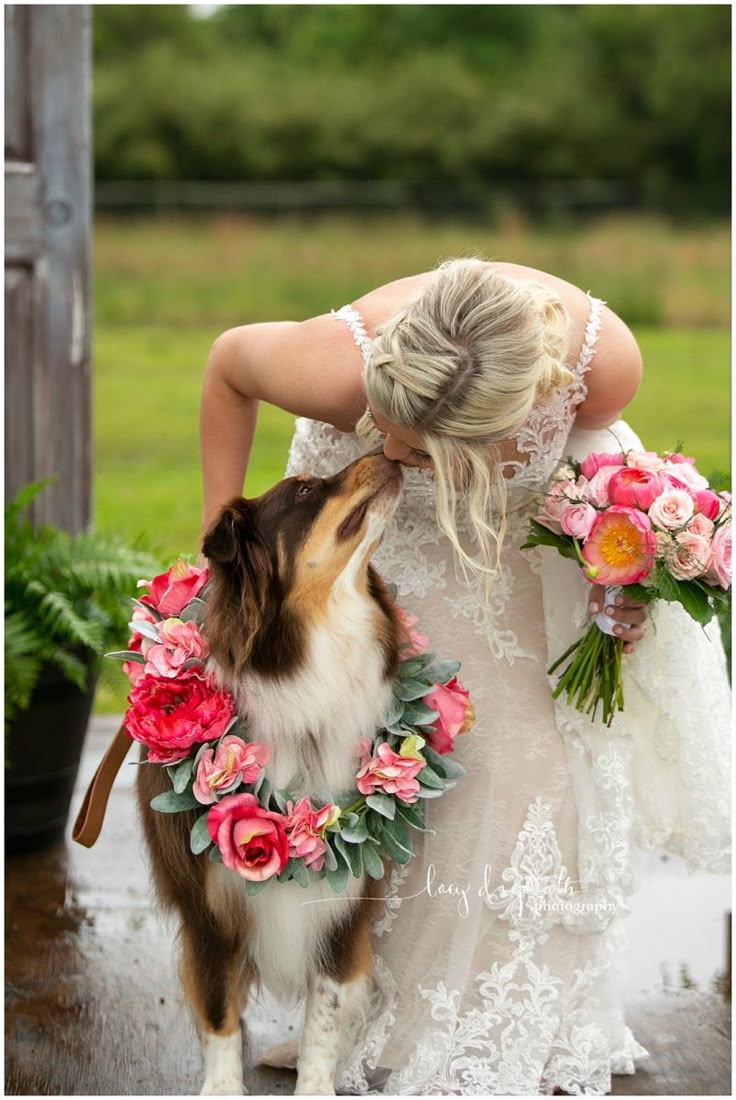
top-left (236, 589), bottom-right (393, 796)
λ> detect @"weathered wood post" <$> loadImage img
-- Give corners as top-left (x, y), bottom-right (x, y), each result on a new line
top-left (5, 4), bottom-right (92, 531)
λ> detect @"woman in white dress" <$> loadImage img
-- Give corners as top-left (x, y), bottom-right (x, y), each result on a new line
top-left (199, 258), bottom-right (731, 1095)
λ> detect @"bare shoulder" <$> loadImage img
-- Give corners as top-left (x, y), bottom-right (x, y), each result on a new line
top-left (492, 261), bottom-right (643, 428)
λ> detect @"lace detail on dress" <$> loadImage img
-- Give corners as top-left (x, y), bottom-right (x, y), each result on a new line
top-left (331, 303), bottom-right (373, 366)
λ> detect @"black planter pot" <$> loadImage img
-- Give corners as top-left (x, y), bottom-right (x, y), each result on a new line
top-left (5, 661), bottom-right (97, 854)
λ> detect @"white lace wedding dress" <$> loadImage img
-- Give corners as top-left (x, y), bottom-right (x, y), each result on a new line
top-left (282, 296), bottom-right (731, 1096)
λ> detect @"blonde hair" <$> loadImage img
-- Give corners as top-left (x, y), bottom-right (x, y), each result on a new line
top-left (354, 257), bottom-right (573, 614)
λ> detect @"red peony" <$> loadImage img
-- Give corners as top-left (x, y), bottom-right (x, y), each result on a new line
top-left (126, 667), bottom-right (235, 764)
top-left (138, 559), bottom-right (209, 618)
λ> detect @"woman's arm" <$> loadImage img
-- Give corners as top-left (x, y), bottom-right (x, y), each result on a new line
top-left (199, 317), bottom-right (364, 543)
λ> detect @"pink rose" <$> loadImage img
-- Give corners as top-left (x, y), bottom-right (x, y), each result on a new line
top-left (666, 531), bottom-right (713, 581)
top-left (537, 479), bottom-right (585, 533)
top-left (608, 468), bottom-right (664, 511)
top-left (705, 524), bottom-right (731, 590)
top-left (396, 607), bottom-right (429, 656)
top-left (628, 450), bottom-right (666, 474)
top-left (560, 502), bottom-right (597, 540)
top-left (422, 676), bottom-right (474, 755)
top-left (661, 461), bottom-right (708, 493)
top-left (193, 735), bottom-right (270, 805)
top-left (579, 451), bottom-right (625, 480)
top-left (139, 560), bottom-right (209, 617)
top-left (581, 506), bottom-right (656, 585)
top-left (647, 489), bottom-right (695, 531)
top-left (126, 667), bottom-right (235, 764)
top-left (143, 618), bottom-right (209, 678)
top-left (206, 793), bottom-right (289, 881)
top-left (284, 797), bottom-right (337, 872)
top-left (660, 473), bottom-right (693, 495)
top-left (355, 741), bottom-right (424, 802)
top-left (586, 465), bottom-right (625, 508)
top-left (694, 490), bottom-right (720, 521)
top-left (687, 512), bottom-right (715, 539)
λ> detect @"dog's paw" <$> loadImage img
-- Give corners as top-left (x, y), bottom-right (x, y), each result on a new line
top-left (200, 1076), bottom-right (244, 1096)
top-left (254, 1039), bottom-right (299, 1071)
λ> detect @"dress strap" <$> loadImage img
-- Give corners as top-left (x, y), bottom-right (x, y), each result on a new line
top-left (331, 304), bottom-right (373, 367)
top-left (576, 293), bottom-right (607, 379)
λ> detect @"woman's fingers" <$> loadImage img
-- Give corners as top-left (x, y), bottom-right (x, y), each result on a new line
top-left (588, 584), bottom-right (649, 650)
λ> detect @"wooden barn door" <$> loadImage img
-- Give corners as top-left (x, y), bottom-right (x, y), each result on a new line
top-left (5, 4), bottom-right (92, 531)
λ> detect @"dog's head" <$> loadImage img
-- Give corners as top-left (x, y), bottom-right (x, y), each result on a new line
top-left (202, 453), bottom-right (403, 679)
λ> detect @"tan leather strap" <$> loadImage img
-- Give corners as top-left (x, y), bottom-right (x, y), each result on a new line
top-left (72, 722), bottom-right (133, 847)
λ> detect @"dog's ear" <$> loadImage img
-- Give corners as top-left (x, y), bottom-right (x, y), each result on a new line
top-left (202, 499), bottom-right (251, 564)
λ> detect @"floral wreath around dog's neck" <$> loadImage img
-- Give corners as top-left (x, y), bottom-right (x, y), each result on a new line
top-left (110, 560), bottom-right (475, 895)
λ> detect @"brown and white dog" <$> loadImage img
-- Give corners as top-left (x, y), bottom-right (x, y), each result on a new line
top-left (137, 452), bottom-right (404, 1095)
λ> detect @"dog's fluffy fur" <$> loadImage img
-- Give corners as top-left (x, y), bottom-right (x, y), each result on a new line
top-left (137, 452), bottom-right (403, 1094)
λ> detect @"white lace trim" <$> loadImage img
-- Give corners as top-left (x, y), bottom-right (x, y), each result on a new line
top-left (331, 303), bottom-right (373, 366)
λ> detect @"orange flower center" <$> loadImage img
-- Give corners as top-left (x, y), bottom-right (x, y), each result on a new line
top-left (599, 521), bottom-right (643, 566)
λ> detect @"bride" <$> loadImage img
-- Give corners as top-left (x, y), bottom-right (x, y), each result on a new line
top-left (199, 257), bottom-right (731, 1095)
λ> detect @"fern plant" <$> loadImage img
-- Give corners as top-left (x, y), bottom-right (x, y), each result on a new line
top-left (5, 481), bottom-right (161, 728)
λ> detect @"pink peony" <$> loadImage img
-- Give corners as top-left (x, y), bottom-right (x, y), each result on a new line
top-left (421, 676), bottom-right (475, 755)
top-left (579, 451), bottom-right (625, 480)
top-left (687, 512), bottom-right (715, 539)
top-left (585, 465), bottom-right (625, 508)
top-left (647, 489), bottom-right (695, 531)
top-left (705, 524), bottom-right (731, 590)
top-left (193, 735), bottom-right (270, 805)
top-left (143, 618), bottom-right (209, 679)
top-left (694, 490), bottom-right (720, 521)
top-left (581, 506), bottom-right (656, 585)
top-left (667, 531), bottom-right (713, 581)
top-left (125, 667), bottom-right (235, 764)
top-left (284, 797), bottom-right (338, 871)
top-left (396, 607), bottom-right (429, 656)
top-left (608, 468), bottom-right (664, 511)
top-left (138, 559), bottom-right (209, 618)
top-left (206, 793), bottom-right (289, 881)
top-left (560, 502), bottom-right (597, 540)
top-left (355, 740), bottom-right (424, 802)
top-left (664, 452), bottom-right (696, 465)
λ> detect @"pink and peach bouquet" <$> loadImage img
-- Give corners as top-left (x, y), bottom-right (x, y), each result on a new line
top-left (108, 563), bottom-right (473, 894)
top-left (525, 448), bottom-right (731, 725)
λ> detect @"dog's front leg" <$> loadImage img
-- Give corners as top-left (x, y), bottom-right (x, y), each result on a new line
top-left (180, 920), bottom-right (251, 1095)
top-left (295, 970), bottom-right (371, 1096)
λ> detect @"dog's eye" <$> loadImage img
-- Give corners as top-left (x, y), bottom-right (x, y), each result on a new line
top-left (296, 483), bottom-right (315, 497)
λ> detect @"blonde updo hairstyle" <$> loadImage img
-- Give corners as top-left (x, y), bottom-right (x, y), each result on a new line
top-left (354, 257), bottom-right (574, 610)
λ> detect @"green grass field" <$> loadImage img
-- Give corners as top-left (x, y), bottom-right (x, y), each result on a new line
top-left (93, 212), bottom-right (730, 711)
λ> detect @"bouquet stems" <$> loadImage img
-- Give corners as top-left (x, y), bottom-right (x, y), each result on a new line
top-left (548, 624), bottom-right (625, 727)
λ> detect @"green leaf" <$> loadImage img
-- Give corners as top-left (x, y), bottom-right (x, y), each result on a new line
top-left (378, 819), bottom-right (413, 863)
top-left (420, 745), bottom-right (449, 776)
top-left (382, 695), bottom-right (405, 727)
top-left (654, 561), bottom-right (714, 625)
top-left (168, 756), bottom-right (194, 794)
top-left (271, 787), bottom-right (290, 812)
top-left (150, 789), bottom-right (200, 813)
top-left (105, 649), bottom-right (146, 663)
top-left (397, 654), bottom-right (434, 676)
top-left (180, 597), bottom-right (207, 624)
top-left (334, 833), bottom-right (363, 878)
top-left (416, 765), bottom-right (446, 790)
top-left (208, 846), bottom-right (223, 863)
top-left (190, 813), bottom-right (211, 854)
top-left (291, 858), bottom-right (310, 888)
top-left (422, 659), bottom-right (461, 682)
top-left (395, 678), bottom-right (434, 702)
top-left (361, 841), bottom-right (385, 880)
top-left (325, 860), bottom-right (349, 893)
top-left (402, 701), bottom-right (439, 726)
top-left (322, 842), bottom-right (338, 872)
top-left (522, 520), bottom-right (579, 560)
top-left (129, 619), bottom-right (160, 643)
top-left (244, 878), bottom-right (271, 895)
top-left (395, 800), bottom-right (427, 830)
top-left (339, 817), bottom-right (369, 843)
top-left (365, 793), bottom-right (396, 819)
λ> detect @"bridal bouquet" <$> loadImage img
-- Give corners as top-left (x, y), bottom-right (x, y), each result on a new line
top-left (524, 448), bottom-right (731, 725)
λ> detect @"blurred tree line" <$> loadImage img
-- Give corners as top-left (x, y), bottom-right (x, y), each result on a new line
top-left (93, 4), bottom-right (729, 216)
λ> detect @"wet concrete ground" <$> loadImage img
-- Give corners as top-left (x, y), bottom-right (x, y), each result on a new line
top-left (5, 717), bottom-right (732, 1096)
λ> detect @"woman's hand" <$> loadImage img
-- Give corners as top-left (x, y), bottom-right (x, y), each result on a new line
top-left (587, 585), bottom-right (648, 654)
